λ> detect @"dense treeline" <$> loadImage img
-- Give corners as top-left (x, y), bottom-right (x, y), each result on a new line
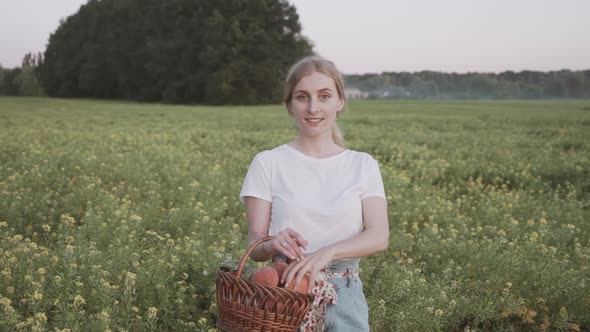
top-left (37, 0), bottom-right (312, 104)
top-left (345, 70), bottom-right (590, 99)
top-left (5, 58), bottom-right (588, 101)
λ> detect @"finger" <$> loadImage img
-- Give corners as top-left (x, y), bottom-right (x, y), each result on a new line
top-left (294, 261), bottom-right (316, 293)
top-left (282, 228), bottom-right (308, 250)
top-left (283, 260), bottom-right (304, 286)
top-left (293, 265), bottom-right (308, 290)
top-left (271, 234), bottom-right (295, 261)
top-left (285, 228), bottom-right (310, 249)
top-left (276, 238), bottom-right (298, 261)
top-left (277, 231), bottom-right (300, 260)
top-left (282, 260), bottom-right (299, 285)
top-left (280, 230), bottom-right (307, 260)
top-left (284, 236), bottom-right (305, 261)
top-left (290, 260), bottom-right (313, 291)
top-left (281, 262), bottom-right (294, 284)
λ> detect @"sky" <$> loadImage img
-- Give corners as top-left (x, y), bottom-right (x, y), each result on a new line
top-left (0, 0), bottom-right (588, 74)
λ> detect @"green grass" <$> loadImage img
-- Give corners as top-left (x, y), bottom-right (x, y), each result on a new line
top-left (1, 97), bottom-right (589, 331)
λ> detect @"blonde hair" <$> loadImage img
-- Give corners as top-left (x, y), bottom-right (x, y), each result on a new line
top-left (284, 56), bottom-right (347, 147)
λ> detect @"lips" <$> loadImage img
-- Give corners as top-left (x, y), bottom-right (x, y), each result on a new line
top-left (305, 118), bottom-right (324, 123)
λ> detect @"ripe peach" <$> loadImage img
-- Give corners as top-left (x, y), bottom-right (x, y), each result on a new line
top-left (251, 266), bottom-right (279, 287)
top-left (286, 273), bottom-right (310, 294)
top-left (271, 261), bottom-right (288, 281)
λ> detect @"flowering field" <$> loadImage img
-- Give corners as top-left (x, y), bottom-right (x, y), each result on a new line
top-left (1, 97), bottom-right (589, 331)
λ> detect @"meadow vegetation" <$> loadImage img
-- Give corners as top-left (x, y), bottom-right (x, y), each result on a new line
top-left (1, 97), bottom-right (589, 331)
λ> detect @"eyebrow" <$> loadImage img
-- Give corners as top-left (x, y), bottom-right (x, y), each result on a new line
top-left (294, 88), bottom-right (334, 94)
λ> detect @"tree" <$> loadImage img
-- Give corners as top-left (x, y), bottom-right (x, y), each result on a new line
top-left (408, 78), bottom-right (439, 98)
top-left (563, 71), bottom-right (585, 98)
top-left (12, 53), bottom-right (45, 96)
top-left (0, 67), bottom-right (21, 96)
top-left (40, 0), bottom-right (313, 104)
top-left (465, 74), bottom-right (498, 98)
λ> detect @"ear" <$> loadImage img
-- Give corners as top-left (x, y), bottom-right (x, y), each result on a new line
top-left (337, 98), bottom-right (344, 113)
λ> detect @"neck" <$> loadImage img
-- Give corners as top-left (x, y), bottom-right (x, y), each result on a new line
top-left (291, 134), bottom-right (343, 158)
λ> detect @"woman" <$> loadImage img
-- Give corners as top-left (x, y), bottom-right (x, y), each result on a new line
top-left (240, 56), bottom-right (389, 331)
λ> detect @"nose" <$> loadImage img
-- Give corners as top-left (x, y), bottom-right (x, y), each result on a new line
top-left (307, 98), bottom-right (320, 114)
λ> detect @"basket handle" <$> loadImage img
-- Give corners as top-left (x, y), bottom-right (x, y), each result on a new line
top-left (236, 236), bottom-right (274, 280)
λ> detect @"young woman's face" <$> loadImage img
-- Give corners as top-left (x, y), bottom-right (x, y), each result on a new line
top-left (288, 71), bottom-right (344, 139)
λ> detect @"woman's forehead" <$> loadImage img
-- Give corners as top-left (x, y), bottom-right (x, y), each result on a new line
top-left (294, 71), bottom-right (336, 91)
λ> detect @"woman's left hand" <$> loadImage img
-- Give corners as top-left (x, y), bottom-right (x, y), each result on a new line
top-left (282, 246), bottom-right (335, 293)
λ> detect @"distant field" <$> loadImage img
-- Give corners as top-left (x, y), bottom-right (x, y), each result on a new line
top-left (1, 97), bottom-right (589, 331)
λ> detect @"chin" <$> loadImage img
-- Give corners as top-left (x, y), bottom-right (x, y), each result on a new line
top-left (300, 129), bottom-right (328, 138)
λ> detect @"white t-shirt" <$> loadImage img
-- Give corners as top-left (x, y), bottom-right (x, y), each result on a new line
top-left (240, 144), bottom-right (386, 254)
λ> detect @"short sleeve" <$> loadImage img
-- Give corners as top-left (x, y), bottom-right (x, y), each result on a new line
top-left (360, 156), bottom-right (387, 203)
top-left (239, 153), bottom-right (272, 203)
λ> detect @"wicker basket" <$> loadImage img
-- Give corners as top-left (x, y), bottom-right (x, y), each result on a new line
top-left (216, 236), bottom-right (314, 332)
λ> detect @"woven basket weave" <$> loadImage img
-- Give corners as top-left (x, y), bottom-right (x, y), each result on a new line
top-left (216, 236), bottom-right (314, 332)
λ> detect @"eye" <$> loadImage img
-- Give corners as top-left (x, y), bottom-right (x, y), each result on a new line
top-left (320, 94), bottom-right (331, 101)
top-left (295, 94), bottom-right (307, 101)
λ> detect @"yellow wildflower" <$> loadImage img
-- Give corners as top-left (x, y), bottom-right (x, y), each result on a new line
top-left (0, 297), bottom-right (12, 306)
top-left (147, 307), bottom-right (158, 320)
top-left (34, 312), bottom-right (47, 322)
top-left (33, 291), bottom-right (43, 300)
top-left (73, 295), bottom-right (85, 307)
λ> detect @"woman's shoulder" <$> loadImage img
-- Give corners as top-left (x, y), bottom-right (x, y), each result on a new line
top-left (344, 149), bottom-right (378, 163)
top-left (251, 144), bottom-right (290, 163)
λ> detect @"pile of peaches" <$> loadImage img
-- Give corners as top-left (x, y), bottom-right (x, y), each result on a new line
top-left (249, 260), bottom-right (310, 294)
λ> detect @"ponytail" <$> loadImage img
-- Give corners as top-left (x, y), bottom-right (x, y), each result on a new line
top-left (332, 122), bottom-right (345, 147)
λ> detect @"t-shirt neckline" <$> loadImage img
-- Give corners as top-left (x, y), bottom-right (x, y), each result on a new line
top-left (283, 144), bottom-right (349, 161)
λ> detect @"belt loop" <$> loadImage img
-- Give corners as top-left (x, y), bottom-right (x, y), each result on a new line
top-left (346, 267), bottom-right (352, 288)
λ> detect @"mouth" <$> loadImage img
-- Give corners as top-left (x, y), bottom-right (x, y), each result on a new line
top-left (305, 117), bottom-right (324, 123)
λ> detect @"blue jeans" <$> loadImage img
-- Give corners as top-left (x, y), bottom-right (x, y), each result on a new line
top-left (323, 259), bottom-right (370, 332)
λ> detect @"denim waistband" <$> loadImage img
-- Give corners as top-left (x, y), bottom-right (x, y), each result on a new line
top-left (327, 258), bottom-right (360, 273)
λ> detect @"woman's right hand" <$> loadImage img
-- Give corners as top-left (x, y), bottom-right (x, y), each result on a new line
top-left (265, 228), bottom-right (309, 262)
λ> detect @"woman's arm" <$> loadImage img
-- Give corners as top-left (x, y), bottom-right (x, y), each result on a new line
top-left (283, 196), bottom-right (389, 287)
top-left (245, 196), bottom-right (273, 262)
top-left (328, 196), bottom-right (390, 260)
top-left (244, 196), bottom-right (308, 262)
